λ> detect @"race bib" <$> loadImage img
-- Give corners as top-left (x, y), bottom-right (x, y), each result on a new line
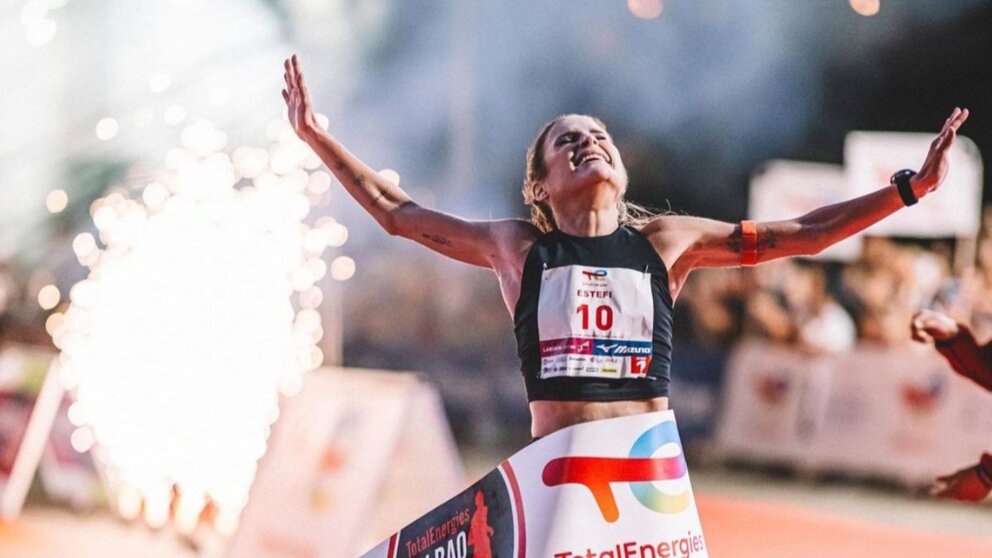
top-left (537, 265), bottom-right (654, 379)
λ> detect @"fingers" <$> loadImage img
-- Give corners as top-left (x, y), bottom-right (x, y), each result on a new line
top-left (950, 107), bottom-right (969, 131)
top-left (292, 54), bottom-right (303, 89)
top-left (940, 107), bottom-right (969, 135)
top-left (934, 471), bottom-right (958, 484)
top-left (941, 107), bottom-right (961, 131)
top-left (286, 55), bottom-right (297, 86)
top-left (936, 127), bottom-right (957, 153)
top-left (281, 89), bottom-right (289, 103)
top-left (297, 69), bottom-right (310, 100)
top-left (284, 59), bottom-right (294, 91)
top-left (911, 329), bottom-right (932, 344)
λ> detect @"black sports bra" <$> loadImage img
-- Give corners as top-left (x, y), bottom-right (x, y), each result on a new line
top-left (512, 226), bottom-right (674, 402)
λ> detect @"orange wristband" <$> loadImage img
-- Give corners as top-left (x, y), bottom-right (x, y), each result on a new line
top-left (741, 220), bottom-right (758, 266)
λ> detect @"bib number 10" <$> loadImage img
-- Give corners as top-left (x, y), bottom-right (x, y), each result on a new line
top-left (576, 304), bottom-right (614, 331)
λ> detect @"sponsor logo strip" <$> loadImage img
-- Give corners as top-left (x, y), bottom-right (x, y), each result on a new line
top-left (539, 337), bottom-right (594, 357)
top-left (542, 456), bottom-right (687, 523)
top-left (539, 338), bottom-right (652, 358)
top-left (592, 339), bottom-right (652, 356)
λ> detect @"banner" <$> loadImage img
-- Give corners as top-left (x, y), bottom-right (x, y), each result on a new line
top-left (808, 346), bottom-right (992, 483)
top-left (360, 411), bottom-right (708, 558)
top-left (845, 131), bottom-right (983, 238)
top-left (713, 341), bottom-right (831, 466)
top-left (228, 368), bottom-right (464, 558)
top-left (714, 341), bottom-right (992, 485)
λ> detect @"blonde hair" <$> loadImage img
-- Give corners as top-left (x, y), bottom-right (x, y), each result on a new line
top-left (522, 114), bottom-right (657, 233)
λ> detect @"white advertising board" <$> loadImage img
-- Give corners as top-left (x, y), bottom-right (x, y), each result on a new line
top-left (715, 341), bottom-right (992, 485)
top-left (845, 131), bottom-right (983, 238)
top-left (713, 341), bottom-right (831, 466)
top-left (228, 368), bottom-right (463, 558)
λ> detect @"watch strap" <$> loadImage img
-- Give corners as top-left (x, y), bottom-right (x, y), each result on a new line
top-left (892, 169), bottom-right (919, 207)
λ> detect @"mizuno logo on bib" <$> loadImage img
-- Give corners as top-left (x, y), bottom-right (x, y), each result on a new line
top-left (537, 265), bottom-right (654, 379)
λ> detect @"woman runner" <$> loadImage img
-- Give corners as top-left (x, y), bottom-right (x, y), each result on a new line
top-left (281, 55), bottom-right (969, 439)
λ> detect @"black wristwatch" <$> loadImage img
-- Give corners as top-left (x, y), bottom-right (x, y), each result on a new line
top-left (891, 169), bottom-right (919, 206)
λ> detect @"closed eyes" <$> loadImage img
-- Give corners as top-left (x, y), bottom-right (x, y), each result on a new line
top-left (555, 131), bottom-right (609, 147)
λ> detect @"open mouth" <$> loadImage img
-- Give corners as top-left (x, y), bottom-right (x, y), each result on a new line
top-left (571, 150), bottom-right (612, 169)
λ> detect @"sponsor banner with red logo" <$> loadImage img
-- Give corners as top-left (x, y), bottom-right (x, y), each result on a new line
top-left (714, 342), bottom-right (832, 467)
top-left (715, 342), bottom-right (992, 485)
top-left (360, 411), bottom-right (707, 558)
top-left (807, 347), bottom-right (991, 483)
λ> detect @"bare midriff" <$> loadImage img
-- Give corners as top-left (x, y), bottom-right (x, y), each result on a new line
top-left (529, 396), bottom-right (669, 438)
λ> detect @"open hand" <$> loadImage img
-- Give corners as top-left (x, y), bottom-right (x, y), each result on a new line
top-left (930, 463), bottom-right (991, 502)
top-left (910, 309), bottom-right (959, 343)
top-left (911, 107), bottom-right (969, 198)
top-left (281, 54), bottom-right (319, 141)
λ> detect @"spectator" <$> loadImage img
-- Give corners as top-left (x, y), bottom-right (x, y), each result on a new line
top-left (911, 309), bottom-right (992, 502)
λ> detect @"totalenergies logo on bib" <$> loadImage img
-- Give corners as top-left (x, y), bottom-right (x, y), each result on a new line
top-left (581, 269), bottom-right (608, 282)
top-left (542, 420), bottom-right (691, 522)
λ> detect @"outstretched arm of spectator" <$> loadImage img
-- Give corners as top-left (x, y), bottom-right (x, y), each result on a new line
top-left (911, 310), bottom-right (992, 392)
top-left (931, 453), bottom-right (992, 502)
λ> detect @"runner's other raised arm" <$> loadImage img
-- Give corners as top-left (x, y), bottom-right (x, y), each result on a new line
top-left (643, 107), bottom-right (969, 295)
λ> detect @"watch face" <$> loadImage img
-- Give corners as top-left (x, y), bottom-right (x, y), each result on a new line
top-left (891, 169), bottom-right (915, 183)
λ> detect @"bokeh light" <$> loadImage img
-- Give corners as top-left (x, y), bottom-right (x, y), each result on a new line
top-left (330, 255), bottom-right (356, 281)
top-left (628, 0), bottom-right (663, 20)
top-left (850, 0), bottom-right (881, 16)
top-left (46, 189), bottom-right (69, 213)
top-left (378, 168), bottom-right (400, 186)
top-left (20, 1), bottom-right (58, 45)
top-left (45, 312), bottom-right (65, 336)
top-left (37, 284), bottom-right (60, 310)
top-left (95, 117), bottom-right (119, 141)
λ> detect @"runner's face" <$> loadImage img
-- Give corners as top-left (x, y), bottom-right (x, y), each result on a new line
top-left (538, 115), bottom-right (626, 205)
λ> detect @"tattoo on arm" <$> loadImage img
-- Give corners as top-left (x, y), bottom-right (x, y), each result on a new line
top-left (727, 225), bottom-right (743, 253)
top-left (725, 224), bottom-right (779, 253)
top-left (758, 229), bottom-right (779, 250)
top-left (422, 233), bottom-right (453, 247)
top-left (371, 190), bottom-right (385, 208)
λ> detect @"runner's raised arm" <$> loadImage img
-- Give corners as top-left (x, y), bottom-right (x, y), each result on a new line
top-left (642, 107), bottom-right (969, 296)
top-left (281, 55), bottom-right (536, 271)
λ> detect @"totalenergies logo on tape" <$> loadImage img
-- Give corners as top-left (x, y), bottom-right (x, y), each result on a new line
top-left (542, 420), bottom-right (690, 523)
top-left (581, 269), bottom-right (608, 282)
